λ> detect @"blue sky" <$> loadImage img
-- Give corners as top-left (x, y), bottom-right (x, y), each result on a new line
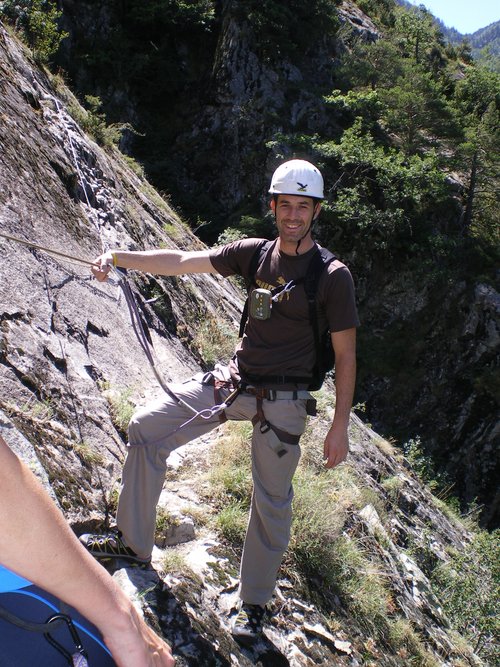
top-left (407, 0), bottom-right (499, 34)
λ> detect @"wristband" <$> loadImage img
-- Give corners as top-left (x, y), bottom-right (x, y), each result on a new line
top-left (112, 252), bottom-right (117, 268)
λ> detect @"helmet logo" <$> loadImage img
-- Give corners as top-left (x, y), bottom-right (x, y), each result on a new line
top-left (297, 182), bottom-right (308, 192)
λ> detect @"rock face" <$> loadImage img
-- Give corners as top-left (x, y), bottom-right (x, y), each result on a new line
top-left (357, 273), bottom-right (500, 528)
top-left (0, 22), bottom-right (241, 523)
top-left (0, 23), bottom-right (490, 667)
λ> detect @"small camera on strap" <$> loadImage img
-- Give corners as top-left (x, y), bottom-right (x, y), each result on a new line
top-left (249, 288), bottom-right (272, 320)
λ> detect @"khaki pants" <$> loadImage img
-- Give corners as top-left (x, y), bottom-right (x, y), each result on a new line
top-left (117, 365), bottom-right (310, 605)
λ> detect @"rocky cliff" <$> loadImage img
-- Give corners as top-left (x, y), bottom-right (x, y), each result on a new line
top-left (0, 22), bottom-right (494, 667)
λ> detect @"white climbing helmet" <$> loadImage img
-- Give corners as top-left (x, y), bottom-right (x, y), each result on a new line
top-left (269, 159), bottom-right (324, 199)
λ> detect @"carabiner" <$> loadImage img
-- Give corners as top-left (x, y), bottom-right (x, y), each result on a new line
top-left (44, 613), bottom-right (89, 666)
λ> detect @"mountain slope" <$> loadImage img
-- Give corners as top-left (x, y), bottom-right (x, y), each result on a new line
top-left (395, 0), bottom-right (500, 61)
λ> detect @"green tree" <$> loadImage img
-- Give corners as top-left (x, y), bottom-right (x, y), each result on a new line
top-left (25, 0), bottom-right (67, 64)
top-left (379, 63), bottom-right (457, 153)
top-left (235, 0), bottom-right (340, 60)
top-left (394, 5), bottom-right (437, 64)
top-left (323, 89), bottom-right (383, 127)
top-left (453, 65), bottom-right (500, 240)
top-left (337, 38), bottom-right (404, 91)
top-left (456, 103), bottom-right (500, 241)
top-left (125, 0), bottom-right (215, 31)
top-left (312, 119), bottom-right (449, 258)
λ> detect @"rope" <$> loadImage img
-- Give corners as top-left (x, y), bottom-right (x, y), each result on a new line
top-left (1, 228), bottom-right (231, 423)
top-left (117, 268), bottom-right (239, 421)
top-left (0, 231), bottom-right (96, 267)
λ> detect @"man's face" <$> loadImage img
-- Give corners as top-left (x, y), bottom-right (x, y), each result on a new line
top-left (271, 194), bottom-right (320, 246)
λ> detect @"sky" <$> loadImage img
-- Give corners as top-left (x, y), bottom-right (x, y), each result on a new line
top-left (407, 0), bottom-right (499, 34)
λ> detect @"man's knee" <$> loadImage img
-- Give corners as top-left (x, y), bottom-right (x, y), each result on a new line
top-left (128, 408), bottom-right (155, 446)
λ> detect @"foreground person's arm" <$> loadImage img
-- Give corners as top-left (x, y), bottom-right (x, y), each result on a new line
top-left (0, 435), bottom-right (175, 667)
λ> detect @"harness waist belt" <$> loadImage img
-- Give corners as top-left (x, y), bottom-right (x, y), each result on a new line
top-left (241, 386), bottom-right (311, 401)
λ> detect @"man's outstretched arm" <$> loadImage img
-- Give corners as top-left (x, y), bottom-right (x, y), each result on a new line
top-left (92, 248), bottom-right (216, 281)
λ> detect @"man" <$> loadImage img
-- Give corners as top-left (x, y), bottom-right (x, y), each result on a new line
top-left (0, 435), bottom-right (175, 666)
top-left (81, 159), bottom-right (359, 643)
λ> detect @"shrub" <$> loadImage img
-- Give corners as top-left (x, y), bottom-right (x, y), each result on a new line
top-left (431, 530), bottom-right (500, 663)
top-left (0, 0), bottom-right (68, 64)
top-left (290, 465), bottom-right (390, 625)
top-left (100, 384), bottom-right (136, 436)
top-left (192, 314), bottom-right (238, 367)
top-left (68, 95), bottom-right (129, 149)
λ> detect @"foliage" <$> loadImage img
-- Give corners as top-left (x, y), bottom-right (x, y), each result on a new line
top-left (263, 4), bottom-right (499, 278)
top-left (26, 0), bottom-right (66, 63)
top-left (215, 215), bottom-right (274, 246)
top-left (290, 465), bottom-right (390, 625)
top-left (68, 95), bottom-right (132, 149)
top-left (155, 507), bottom-right (180, 541)
top-left (394, 5), bottom-right (438, 64)
top-left (214, 500), bottom-right (248, 544)
top-left (378, 64), bottom-right (459, 152)
top-left (386, 619), bottom-right (440, 667)
top-left (0, 0), bottom-right (67, 63)
top-left (313, 120), bottom-right (450, 257)
top-left (454, 64), bottom-right (500, 117)
top-left (432, 530), bottom-right (500, 663)
top-left (452, 66), bottom-right (500, 241)
top-left (125, 0), bottom-right (215, 32)
top-left (337, 38), bottom-right (404, 91)
top-left (356, 0), bottom-right (395, 26)
top-left (72, 441), bottom-right (105, 467)
top-left (215, 227), bottom-right (248, 246)
top-left (207, 422), bottom-right (253, 508)
top-left (323, 89), bottom-right (383, 125)
top-left (236, 0), bottom-right (340, 61)
top-left (192, 313), bottom-right (238, 367)
top-left (161, 550), bottom-right (188, 575)
top-left (402, 438), bottom-right (455, 498)
top-left (99, 383), bottom-right (136, 436)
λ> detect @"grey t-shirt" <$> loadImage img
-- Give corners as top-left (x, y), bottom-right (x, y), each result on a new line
top-left (209, 238), bottom-right (359, 386)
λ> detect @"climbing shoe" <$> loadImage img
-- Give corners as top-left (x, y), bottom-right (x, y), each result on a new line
top-left (231, 602), bottom-right (266, 643)
top-left (79, 529), bottom-right (151, 564)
